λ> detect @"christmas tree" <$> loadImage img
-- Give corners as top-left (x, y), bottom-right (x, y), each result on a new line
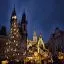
top-left (5, 7), bottom-right (21, 61)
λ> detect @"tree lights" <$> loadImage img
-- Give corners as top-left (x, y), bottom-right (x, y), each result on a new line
top-left (5, 7), bottom-right (21, 61)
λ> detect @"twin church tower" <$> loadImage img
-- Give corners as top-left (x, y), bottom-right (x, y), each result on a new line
top-left (5, 7), bottom-right (27, 61)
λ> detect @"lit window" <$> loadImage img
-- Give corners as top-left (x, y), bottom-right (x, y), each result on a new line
top-left (14, 23), bottom-right (15, 25)
top-left (14, 48), bottom-right (16, 52)
top-left (5, 55), bottom-right (7, 57)
top-left (7, 56), bottom-right (8, 59)
top-left (18, 53), bottom-right (19, 55)
top-left (17, 30), bottom-right (18, 32)
top-left (11, 36), bottom-right (14, 38)
top-left (14, 25), bottom-right (16, 27)
top-left (7, 49), bottom-right (9, 52)
top-left (5, 50), bottom-right (6, 53)
top-left (11, 48), bottom-right (13, 51)
top-left (16, 44), bottom-right (18, 46)
top-left (14, 33), bottom-right (16, 35)
top-left (11, 31), bottom-right (12, 33)
top-left (23, 51), bottom-right (26, 55)
top-left (14, 40), bottom-right (15, 42)
top-left (9, 41), bottom-right (11, 44)
top-left (6, 42), bottom-right (8, 45)
top-left (13, 54), bottom-right (15, 56)
top-left (9, 46), bottom-right (10, 48)
top-left (11, 28), bottom-right (12, 31)
top-left (13, 36), bottom-right (14, 38)
top-left (16, 35), bottom-right (18, 37)
top-left (14, 29), bottom-right (16, 31)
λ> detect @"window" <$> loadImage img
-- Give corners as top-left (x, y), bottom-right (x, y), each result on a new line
top-left (14, 48), bottom-right (16, 52)
top-left (14, 33), bottom-right (16, 35)
top-left (14, 29), bottom-right (16, 31)
top-left (13, 54), bottom-right (15, 56)
top-left (17, 30), bottom-right (18, 32)
top-left (7, 49), bottom-right (9, 52)
top-left (5, 50), bottom-right (6, 53)
top-left (18, 53), bottom-right (19, 55)
top-left (6, 42), bottom-right (8, 45)
top-left (11, 48), bottom-right (13, 51)
top-left (14, 40), bottom-right (15, 42)
top-left (16, 35), bottom-right (18, 37)
top-left (9, 46), bottom-right (10, 48)
top-left (11, 36), bottom-right (14, 38)
top-left (16, 44), bottom-right (18, 46)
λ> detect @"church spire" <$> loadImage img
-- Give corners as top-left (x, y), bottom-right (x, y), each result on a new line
top-left (33, 31), bottom-right (37, 42)
top-left (22, 10), bottom-right (26, 18)
top-left (20, 10), bottom-right (28, 57)
top-left (12, 5), bottom-right (16, 16)
top-left (11, 5), bottom-right (17, 20)
top-left (21, 11), bottom-right (27, 24)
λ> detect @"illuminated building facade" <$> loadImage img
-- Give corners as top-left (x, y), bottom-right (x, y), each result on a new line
top-left (0, 7), bottom-right (53, 63)
top-left (25, 32), bottom-right (53, 63)
top-left (27, 32), bottom-right (46, 56)
top-left (27, 32), bottom-right (37, 57)
top-left (33, 31), bottom-right (37, 42)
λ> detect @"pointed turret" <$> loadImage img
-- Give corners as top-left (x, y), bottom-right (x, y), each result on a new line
top-left (21, 11), bottom-right (27, 24)
top-left (33, 31), bottom-right (37, 42)
top-left (40, 32), bottom-right (42, 38)
top-left (12, 6), bottom-right (16, 16)
top-left (11, 5), bottom-right (17, 20)
top-left (19, 11), bottom-right (28, 59)
top-left (37, 33), bottom-right (45, 53)
top-left (21, 11), bottom-right (27, 39)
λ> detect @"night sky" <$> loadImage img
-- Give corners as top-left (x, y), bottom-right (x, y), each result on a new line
top-left (0, 0), bottom-right (64, 42)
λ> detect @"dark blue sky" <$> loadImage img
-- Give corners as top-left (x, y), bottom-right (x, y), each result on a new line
top-left (0, 0), bottom-right (64, 42)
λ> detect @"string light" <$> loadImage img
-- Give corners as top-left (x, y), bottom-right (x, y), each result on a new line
top-left (16, 44), bottom-right (18, 46)
top-left (14, 40), bottom-right (16, 42)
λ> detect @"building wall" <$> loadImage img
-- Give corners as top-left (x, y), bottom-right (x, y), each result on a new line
top-left (47, 28), bottom-right (64, 56)
top-left (0, 35), bottom-right (8, 59)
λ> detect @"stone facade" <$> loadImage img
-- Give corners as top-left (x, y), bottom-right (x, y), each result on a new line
top-left (47, 28), bottom-right (64, 56)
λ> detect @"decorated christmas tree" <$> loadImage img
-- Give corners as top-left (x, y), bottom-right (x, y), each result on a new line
top-left (5, 7), bottom-right (21, 61)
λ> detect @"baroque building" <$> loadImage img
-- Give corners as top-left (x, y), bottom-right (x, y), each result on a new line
top-left (27, 32), bottom-right (46, 56)
top-left (33, 31), bottom-right (37, 42)
top-left (27, 31), bottom-right (38, 56)
top-left (25, 32), bottom-right (53, 64)
top-left (47, 28), bottom-right (64, 56)
top-left (0, 7), bottom-right (53, 63)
